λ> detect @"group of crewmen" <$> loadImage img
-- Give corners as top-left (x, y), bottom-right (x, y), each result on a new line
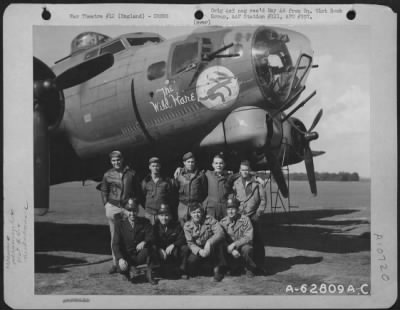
top-left (99, 150), bottom-right (267, 285)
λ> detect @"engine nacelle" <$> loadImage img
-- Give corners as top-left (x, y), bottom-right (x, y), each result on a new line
top-left (199, 107), bottom-right (283, 151)
top-left (199, 108), bottom-right (311, 170)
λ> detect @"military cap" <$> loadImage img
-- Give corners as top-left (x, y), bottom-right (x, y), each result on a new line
top-left (158, 204), bottom-right (171, 215)
top-left (125, 198), bottom-right (138, 211)
top-left (188, 202), bottom-right (203, 213)
top-left (182, 152), bottom-right (195, 161)
top-left (109, 150), bottom-right (122, 159)
top-left (226, 197), bottom-right (240, 209)
top-left (149, 157), bottom-right (161, 164)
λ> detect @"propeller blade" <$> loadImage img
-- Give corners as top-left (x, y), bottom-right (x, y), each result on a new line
top-left (312, 150), bottom-right (325, 157)
top-left (265, 113), bottom-right (288, 197)
top-left (304, 144), bottom-right (317, 196)
top-left (265, 151), bottom-right (289, 198)
top-left (308, 108), bottom-right (323, 132)
top-left (55, 53), bottom-right (114, 90)
top-left (34, 106), bottom-right (50, 215)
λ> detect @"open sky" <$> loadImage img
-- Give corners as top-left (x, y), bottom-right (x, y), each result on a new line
top-left (34, 25), bottom-right (370, 177)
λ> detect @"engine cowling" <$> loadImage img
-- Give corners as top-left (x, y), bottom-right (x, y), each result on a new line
top-left (199, 106), bottom-right (282, 152)
top-left (279, 116), bottom-right (308, 166)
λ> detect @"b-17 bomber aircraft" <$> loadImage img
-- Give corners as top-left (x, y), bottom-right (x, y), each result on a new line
top-left (33, 26), bottom-right (324, 215)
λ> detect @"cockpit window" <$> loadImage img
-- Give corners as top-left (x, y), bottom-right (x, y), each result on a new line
top-left (100, 40), bottom-right (125, 55)
top-left (171, 41), bottom-right (199, 75)
top-left (71, 32), bottom-right (110, 54)
top-left (127, 37), bottom-right (161, 46)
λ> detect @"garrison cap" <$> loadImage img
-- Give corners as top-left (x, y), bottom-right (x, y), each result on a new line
top-left (149, 157), bottom-right (161, 164)
top-left (182, 152), bottom-right (195, 161)
top-left (109, 150), bottom-right (122, 159)
top-left (158, 204), bottom-right (171, 215)
top-left (188, 202), bottom-right (203, 213)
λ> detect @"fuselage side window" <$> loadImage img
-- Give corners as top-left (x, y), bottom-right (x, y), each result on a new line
top-left (170, 41), bottom-right (199, 75)
top-left (127, 37), bottom-right (161, 46)
top-left (147, 61), bottom-right (166, 81)
top-left (100, 40), bottom-right (125, 55)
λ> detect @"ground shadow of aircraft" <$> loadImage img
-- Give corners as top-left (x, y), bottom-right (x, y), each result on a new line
top-left (258, 209), bottom-right (370, 253)
top-left (35, 253), bottom-right (88, 274)
top-left (263, 255), bottom-right (323, 276)
top-left (35, 222), bottom-right (110, 255)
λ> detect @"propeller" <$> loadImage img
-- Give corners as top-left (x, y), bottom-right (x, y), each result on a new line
top-left (265, 115), bottom-right (289, 198)
top-left (285, 109), bottom-right (323, 196)
top-left (33, 53), bottom-right (114, 215)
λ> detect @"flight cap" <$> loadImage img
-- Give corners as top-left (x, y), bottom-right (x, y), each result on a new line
top-left (109, 150), bottom-right (123, 159)
top-left (188, 202), bottom-right (203, 213)
top-left (149, 157), bottom-right (161, 164)
top-left (182, 152), bottom-right (195, 161)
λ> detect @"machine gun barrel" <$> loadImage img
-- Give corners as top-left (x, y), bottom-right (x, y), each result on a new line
top-left (281, 90), bottom-right (316, 122)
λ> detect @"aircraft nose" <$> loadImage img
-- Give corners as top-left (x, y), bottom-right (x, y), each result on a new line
top-left (252, 27), bottom-right (314, 111)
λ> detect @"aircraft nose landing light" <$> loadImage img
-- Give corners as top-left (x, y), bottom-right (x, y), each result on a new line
top-left (252, 27), bottom-right (314, 111)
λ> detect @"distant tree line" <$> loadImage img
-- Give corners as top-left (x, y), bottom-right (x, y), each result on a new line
top-left (288, 171), bottom-right (360, 181)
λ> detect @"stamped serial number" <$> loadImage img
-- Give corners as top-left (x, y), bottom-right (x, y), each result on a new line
top-left (153, 13), bottom-right (169, 18)
top-left (286, 283), bottom-right (370, 295)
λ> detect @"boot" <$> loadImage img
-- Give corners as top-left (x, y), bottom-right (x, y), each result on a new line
top-left (245, 268), bottom-right (255, 278)
top-left (179, 262), bottom-right (189, 280)
top-left (108, 264), bottom-right (118, 274)
top-left (213, 266), bottom-right (223, 282)
top-left (129, 266), bottom-right (138, 280)
top-left (146, 267), bottom-right (157, 285)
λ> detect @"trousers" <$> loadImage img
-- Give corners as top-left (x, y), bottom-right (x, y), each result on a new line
top-left (186, 242), bottom-right (227, 276)
top-left (227, 244), bottom-right (257, 271)
top-left (158, 244), bottom-right (190, 273)
top-left (105, 202), bottom-right (124, 265)
top-left (250, 218), bottom-right (266, 267)
top-left (116, 246), bottom-right (161, 278)
top-left (205, 201), bottom-right (227, 221)
top-left (177, 202), bottom-right (190, 226)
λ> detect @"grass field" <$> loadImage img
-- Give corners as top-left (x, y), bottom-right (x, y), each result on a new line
top-left (35, 180), bottom-right (370, 295)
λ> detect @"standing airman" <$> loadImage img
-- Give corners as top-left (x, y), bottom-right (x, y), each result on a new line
top-left (99, 150), bottom-right (142, 274)
top-left (203, 154), bottom-right (237, 220)
top-left (173, 152), bottom-right (207, 225)
top-left (142, 157), bottom-right (174, 225)
top-left (231, 160), bottom-right (266, 271)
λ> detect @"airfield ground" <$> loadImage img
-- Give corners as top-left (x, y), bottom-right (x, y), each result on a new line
top-left (35, 181), bottom-right (370, 295)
